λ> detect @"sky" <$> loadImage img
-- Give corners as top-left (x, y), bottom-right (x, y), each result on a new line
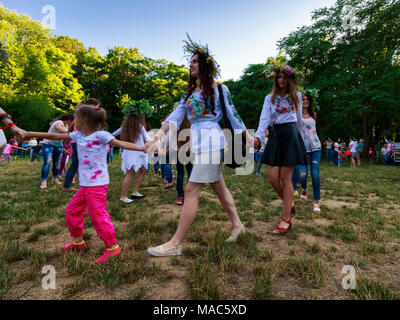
top-left (1, 0), bottom-right (337, 80)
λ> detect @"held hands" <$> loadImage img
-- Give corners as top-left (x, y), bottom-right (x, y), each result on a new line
top-left (252, 137), bottom-right (261, 151)
top-left (11, 126), bottom-right (28, 142)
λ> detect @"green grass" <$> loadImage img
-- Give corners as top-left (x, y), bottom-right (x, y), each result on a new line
top-left (1, 157), bottom-right (400, 300)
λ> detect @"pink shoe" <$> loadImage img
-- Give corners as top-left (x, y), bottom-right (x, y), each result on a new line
top-left (92, 245), bottom-right (121, 264)
top-left (61, 241), bottom-right (87, 252)
top-left (300, 190), bottom-right (308, 201)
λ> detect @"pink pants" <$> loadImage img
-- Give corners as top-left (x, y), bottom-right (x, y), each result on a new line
top-left (65, 185), bottom-right (117, 248)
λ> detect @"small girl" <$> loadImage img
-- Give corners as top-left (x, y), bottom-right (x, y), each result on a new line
top-left (0, 143), bottom-right (15, 165)
top-left (113, 101), bottom-right (152, 203)
top-left (25, 104), bottom-right (149, 264)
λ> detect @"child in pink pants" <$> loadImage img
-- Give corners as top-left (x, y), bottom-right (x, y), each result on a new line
top-left (25, 104), bottom-right (149, 264)
top-left (0, 143), bottom-right (15, 165)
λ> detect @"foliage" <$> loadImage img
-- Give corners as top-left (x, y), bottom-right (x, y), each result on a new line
top-left (122, 99), bottom-right (153, 118)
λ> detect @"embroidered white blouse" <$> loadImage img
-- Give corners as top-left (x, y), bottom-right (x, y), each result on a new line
top-left (300, 117), bottom-right (321, 152)
top-left (254, 92), bottom-right (303, 140)
top-left (164, 84), bottom-right (246, 154)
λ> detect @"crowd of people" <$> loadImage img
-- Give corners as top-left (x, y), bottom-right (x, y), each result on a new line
top-left (322, 136), bottom-right (397, 167)
top-left (0, 37), bottom-right (398, 266)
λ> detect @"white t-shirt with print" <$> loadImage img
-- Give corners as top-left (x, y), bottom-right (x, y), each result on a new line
top-left (350, 141), bottom-right (358, 153)
top-left (69, 131), bottom-right (115, 187)
top-left (334, 142), bottom-right (340, 152)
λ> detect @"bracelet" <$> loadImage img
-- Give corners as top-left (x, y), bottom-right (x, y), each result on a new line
top-left (0, 122), bottom-right (17, 131)
top-left (0, 114), bottom-right (10, 122)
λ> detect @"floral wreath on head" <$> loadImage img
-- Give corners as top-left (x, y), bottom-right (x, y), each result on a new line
top-left (183, 33), bottom-right (221, 78)
top-left (122, 99), bottom-right (153, 118)
top-left (264, 61), bottom-right (300, 80)
top-left (303, 88), bottom-right (320, 111)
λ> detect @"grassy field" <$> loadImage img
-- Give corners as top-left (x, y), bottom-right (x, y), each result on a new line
top-left (1, 155), bottom-right (400, 300)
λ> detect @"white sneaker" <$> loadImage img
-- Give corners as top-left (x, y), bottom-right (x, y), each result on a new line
top-left (225, 224), bottom-right (246, 242)
top-left (147, 244), bottom-right (182, 257)
top-left (120, 198), bottom-right (134, 204)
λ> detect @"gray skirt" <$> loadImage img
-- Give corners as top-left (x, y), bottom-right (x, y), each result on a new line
top-left (189, 151), bottom-right (223, 184)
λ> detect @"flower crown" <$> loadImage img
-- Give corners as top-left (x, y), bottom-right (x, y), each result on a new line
top-left (183, 33), bottom-right (221, 78)
top-left (303, 88), bottom-right (320, 111)
top-left (122, 99), bottom-right (153, 117)
top-left (264, 62), bottom-right (298, 79)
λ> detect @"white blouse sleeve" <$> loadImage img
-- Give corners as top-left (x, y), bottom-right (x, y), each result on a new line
top-left (296, 92), bottom-right (303, 133)
top-left (112, 127), bottom-right (122, 137)
top-left (221, 84), bottom-right (246, 132)
top-left (163, 97), bottom-right (187, 130)
top-left (141, 126), bottom-right (151, 143)
top-left (255, 96), bottom-right (272, 140)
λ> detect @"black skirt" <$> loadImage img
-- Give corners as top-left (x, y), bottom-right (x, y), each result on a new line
top-left (262, 122), bottom-right (308, 166)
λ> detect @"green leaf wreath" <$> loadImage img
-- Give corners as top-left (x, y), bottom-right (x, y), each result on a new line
top-left (122, 99), bottom-right (153, 117)
top-left (183, 33), bottom-right (221, 78)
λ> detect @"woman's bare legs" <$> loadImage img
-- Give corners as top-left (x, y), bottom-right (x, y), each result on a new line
top-left (210, 178), bottom-right (243, 236)
top-left (165, 182), bottom-right (204, 247)
top-left (268, 165), bottom-right (295, 228)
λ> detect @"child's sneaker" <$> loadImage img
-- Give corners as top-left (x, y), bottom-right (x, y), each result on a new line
top-left (120, 197), bottom-right (134, 204)
top-left (61, 241), bottom-right (87, 252)
top-left (92, 245), bottom-right (121, 264)
top-left (176, 197), bottom-right (184, 205)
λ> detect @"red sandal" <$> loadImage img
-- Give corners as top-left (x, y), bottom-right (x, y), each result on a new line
top-left (273, 217), bottom-right (293, 235)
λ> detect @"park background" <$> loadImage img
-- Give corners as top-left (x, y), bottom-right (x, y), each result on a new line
top-left (1, 0), bottom-right (400, 300)
top-left (0, 0), bottom-right (399, 149)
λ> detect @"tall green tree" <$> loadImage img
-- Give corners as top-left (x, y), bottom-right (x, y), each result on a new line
top-left (278, 0), bottom-right (400, 146)
top-left (0, 5), bottom-right (84, 115)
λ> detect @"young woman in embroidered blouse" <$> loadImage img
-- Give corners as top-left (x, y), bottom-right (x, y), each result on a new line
top-left (292, 93), bottom-right (322, 213)
top-left (253, 66), bottom-right (308, 235)
top-left (147, 50), bottom-right (247, 257)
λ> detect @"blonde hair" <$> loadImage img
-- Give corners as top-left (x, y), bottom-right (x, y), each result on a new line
top-left (271, 72), bottom-right (300, 110)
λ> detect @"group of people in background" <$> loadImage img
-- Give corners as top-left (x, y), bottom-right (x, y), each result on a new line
top-left (323, 136), bottom-right (397, 167)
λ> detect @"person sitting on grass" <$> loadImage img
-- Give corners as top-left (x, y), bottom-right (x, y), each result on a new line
top-left (23, 104), bottom-right (151, 264)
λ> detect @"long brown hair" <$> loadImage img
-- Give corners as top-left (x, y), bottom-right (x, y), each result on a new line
top-left (184, 51), bottom-right (216, 115)
top-left (271, 72), bottom-right (300, 110)
top-left (303, 94), bottom-right (317, 120)
top-left (74, 104), bottom-right (108, 131)
top-left (177, 114), bottom-right (192, 151)
top-left (121, 114), bottom-right (144, 143)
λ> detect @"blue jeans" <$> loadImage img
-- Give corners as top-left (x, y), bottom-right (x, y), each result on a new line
top-left (176, 159), bottom-right (193, 198)
top-left (255, 151), bottom-right (264, 174)
top-left (327, 149), bottom-right (334, 163)
top-left (20, 143), bottom-right (28, 158)
top-left (161, 152), bottom-right (173, 184)
top-left (64, 143), bottom-right (78, 188)
top-left (41, 144), bottom-right (63, 181)
top-left (292, 151), bottom-right (321, 201)
top-left (334, 151), bottom-right (338, 166)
